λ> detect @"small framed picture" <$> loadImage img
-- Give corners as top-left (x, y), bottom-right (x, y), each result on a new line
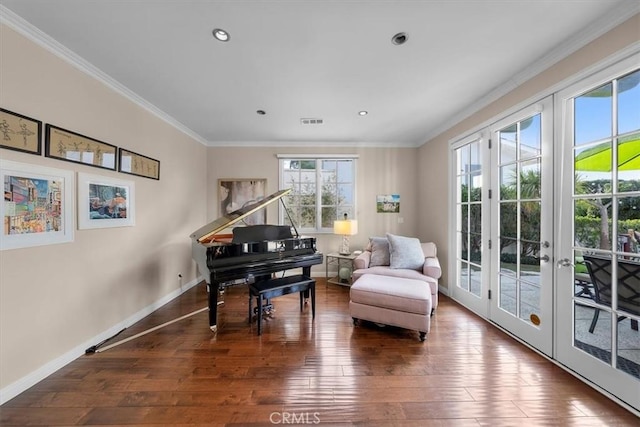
top-left (0, 108), bottom-right (42, 155)
top-left (77, 172), bottom-right (135, 229)
top-left (118, 148), bottom-right (160, 180)
top-left (45, 124), bottom-right (117, 171)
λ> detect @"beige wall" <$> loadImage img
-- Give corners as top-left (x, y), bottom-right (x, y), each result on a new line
top-left (207, 146), bottom-right (420, 275)
top-left (418, 13), bottom-right (640, 290)
top-left (0, 25), bottom-right (207, 393)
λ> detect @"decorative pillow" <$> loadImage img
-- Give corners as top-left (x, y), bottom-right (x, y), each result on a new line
top-left (368, 237), bottom-right (390, 267)
top-left (387, 233), bottom-right (424, 270)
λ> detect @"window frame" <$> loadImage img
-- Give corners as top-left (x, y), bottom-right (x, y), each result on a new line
top-left (278, 154), bottom-right (358, 233)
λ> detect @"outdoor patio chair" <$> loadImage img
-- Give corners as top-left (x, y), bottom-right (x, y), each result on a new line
top-left (583, 255), bottom-right (640, 334)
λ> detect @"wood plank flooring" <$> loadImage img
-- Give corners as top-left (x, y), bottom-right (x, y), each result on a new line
top-left (1, 279), bottom-right (638, 426)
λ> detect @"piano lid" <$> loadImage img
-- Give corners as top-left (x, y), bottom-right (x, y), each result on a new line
top-left (190, 188), bottom-right (292, 243)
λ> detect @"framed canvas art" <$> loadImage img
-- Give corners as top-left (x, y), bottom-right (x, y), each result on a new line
top-left (218, 179), bottom-right (267, 224)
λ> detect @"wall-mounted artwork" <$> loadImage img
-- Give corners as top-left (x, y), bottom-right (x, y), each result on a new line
top-left (1, 159), bottom-right (74, 250)
top-left (0, 108), bottom-right (42, 155)
top-left (376, 194), bottom-right (400, 213)
top-left (45, 124), bottom-right (117, 171)
top-left (77, 172), bottom-right (135, 229)
top-left (118, 148), bottom-right (160, 180)
top-left (218, 179), bottom-right (267, 225)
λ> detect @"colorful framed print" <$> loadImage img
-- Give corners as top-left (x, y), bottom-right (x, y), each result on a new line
top-left (376, 194), bottom-right (400, 213)
top-left (45, 124), bottom-right (117, 171)
top-left (1, 159), bottom-right (74, 250)
top-left (0, 108), bottom-right (42, 155)
top-left (118, 148), bottom-right (160, 180)
top-left (77, 172), bottom-right (135, 229)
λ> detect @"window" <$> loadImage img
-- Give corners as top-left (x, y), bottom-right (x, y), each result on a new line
top-left (279, 156), bottom-right (356, 232)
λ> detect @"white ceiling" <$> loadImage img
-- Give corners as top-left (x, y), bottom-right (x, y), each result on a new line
top-left (1, 1), bottom-right (638, 147)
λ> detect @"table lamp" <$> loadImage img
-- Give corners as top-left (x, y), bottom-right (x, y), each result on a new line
top-left (333, 213), bottom-right (358, 255)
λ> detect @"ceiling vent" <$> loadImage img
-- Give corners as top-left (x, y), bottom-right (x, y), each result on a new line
top-left (300, 118), bottom-right (324, 125)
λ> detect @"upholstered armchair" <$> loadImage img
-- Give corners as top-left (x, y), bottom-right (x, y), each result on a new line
top-left (352, 234), bottom-right (441, 312)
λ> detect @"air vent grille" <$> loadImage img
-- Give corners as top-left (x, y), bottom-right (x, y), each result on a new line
top-left (300, 118), bottom-right (324, 125)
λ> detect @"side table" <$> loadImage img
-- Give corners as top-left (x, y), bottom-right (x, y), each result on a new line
top-left (326, 252), bottom-right (358, 287)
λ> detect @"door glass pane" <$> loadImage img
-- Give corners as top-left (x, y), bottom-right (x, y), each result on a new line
top-left (520, 279), bottom-right (540, 323)
top-left (459, 260), bottom-right (469, 291)
top-left (575, 82), bottom-right (612, 145)
top-left (459, 174), bottom-right (469, 203)
top-left (500, 237), bottom-right (517, 276)
top-left (500, 202), bottom-right (517, 239)
top-left (574, 199), bottom-right (612, 250)
top-left (617, 132), bottom-right (640, 191)
top-left (520, 115), bottom-right (541, 160)
top-left (520, 159), bottom-right (541, 199)
top-left (575, 141), bottom-right (612, 191)
top-left (500, 274), bottom-right (517, 315)
top-left (617, 70), bottom-right (640, 135)
top-left (500, 164), bottom-right (517, 200)
top-left (470, 264), bottom-right (481, 297)
top-left (574, 301), bottom-right (612, 365)
top-left (470, 172), bottom-right (482, 202)
top-left (500, 124), bottom-right (517, 163)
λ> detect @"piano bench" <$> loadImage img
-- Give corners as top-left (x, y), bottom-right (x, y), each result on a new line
top-left (248, 274), bottom-right (316, 335)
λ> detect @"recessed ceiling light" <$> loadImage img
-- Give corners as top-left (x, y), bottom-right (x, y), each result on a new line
top-left (256, 110), bottom-right (266, 115)
top-left (358, 111), bottom-right (368, 116)
top-left (212, 28), bottom-right (230, 42)
top-left (391, 32), bottom-right (408, 45)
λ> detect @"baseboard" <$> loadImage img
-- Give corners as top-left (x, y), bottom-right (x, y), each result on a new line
top-left (0, 276), bottom-right (203, 405)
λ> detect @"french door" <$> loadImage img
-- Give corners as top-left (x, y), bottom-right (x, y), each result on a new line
top-left (489, 97), bottom-right (554, 356)
top-left (556, 55), bottom-right (640, 411)
top-left (452, 97), bottom-right (554, 356)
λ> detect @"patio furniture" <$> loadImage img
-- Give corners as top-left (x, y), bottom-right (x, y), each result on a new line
top-left (583, 255), bottom-right (640, 333)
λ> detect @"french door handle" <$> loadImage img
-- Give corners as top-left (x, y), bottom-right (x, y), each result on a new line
top-left (556, 258), bottom-right (574, 268)
top-left (539, 254), bottom-right (550, 263)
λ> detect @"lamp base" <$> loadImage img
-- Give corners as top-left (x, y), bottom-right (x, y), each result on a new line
top-left (339, 235), bottom-right (350, 256)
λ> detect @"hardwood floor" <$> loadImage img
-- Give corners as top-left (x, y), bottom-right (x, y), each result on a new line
top-left (1, 278), bottom-right (638, 426)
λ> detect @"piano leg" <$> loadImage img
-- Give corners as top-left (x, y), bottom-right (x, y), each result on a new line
top-left (209, 278), bottom-right (220, 333)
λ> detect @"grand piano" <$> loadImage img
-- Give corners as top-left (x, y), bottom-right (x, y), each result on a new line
top-left (191, 189), bottom-right (323, 332)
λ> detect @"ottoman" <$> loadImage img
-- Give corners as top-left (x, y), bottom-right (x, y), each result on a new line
top-left (349, 273), bottom-right (432, 341)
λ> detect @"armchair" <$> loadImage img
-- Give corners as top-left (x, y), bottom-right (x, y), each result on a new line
top-left (352, 235), bottom-right (441, 312)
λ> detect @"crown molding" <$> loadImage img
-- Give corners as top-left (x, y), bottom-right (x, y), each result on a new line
top-left (0, 5), bottom-right (210, 147)
top-left (420, 1), bottom-right (640, 146)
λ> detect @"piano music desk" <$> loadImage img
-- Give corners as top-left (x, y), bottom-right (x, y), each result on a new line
top-left (249, 274), bottom-right (316, 335)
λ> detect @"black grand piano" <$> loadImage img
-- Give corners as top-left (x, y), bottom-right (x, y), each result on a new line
top-left (190, 189), bottom-right (323, 332)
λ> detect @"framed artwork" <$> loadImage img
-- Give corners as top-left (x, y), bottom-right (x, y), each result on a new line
top-left (376, 194), bottom-right (400, 213)
top-left (77, 172), bottom-right (135, 229)
top-left (45, 124), bottom-right (117, 171)
top-left (218, 179), bottom-right (267, 224)
top-left (0, 108), bottom-right (42, 155)
top-left (1, 159), bottom-right (74, 250)
top-left (118, 148), bottom-right (160, 180)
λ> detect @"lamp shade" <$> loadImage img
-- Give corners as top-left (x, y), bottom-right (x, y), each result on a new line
top-left (333, 220), bottom-right (358, 236)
